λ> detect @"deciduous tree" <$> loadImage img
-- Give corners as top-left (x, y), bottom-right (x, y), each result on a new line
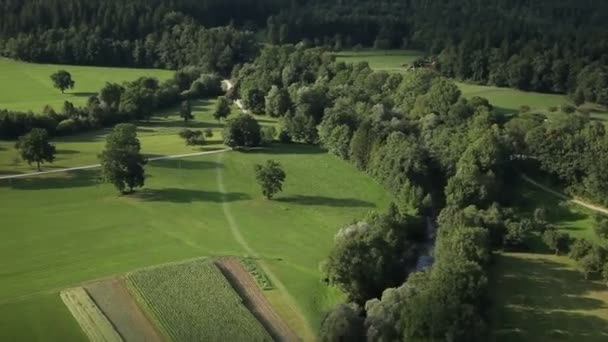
top-left (15, 128), bottom-right (56, 171)
top-left (253, 160), bottom-right (286, 200)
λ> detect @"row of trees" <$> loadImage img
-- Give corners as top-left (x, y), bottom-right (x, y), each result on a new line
top-left (232, 45), bottom-right (529, 340)
top-left (0, 18), bottom-right (257, 73)
top-left (0, 68), bottom-right (222, 139)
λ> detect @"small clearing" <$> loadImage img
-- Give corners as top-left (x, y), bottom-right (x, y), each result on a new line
top-left (60, 287), bottom-right (122, 342)
top-left (85, 278), bottom-right (163, 342)
top-left (216, 257), bottom-right (300, 342)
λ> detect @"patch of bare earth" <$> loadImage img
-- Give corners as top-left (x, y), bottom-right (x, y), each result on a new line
top-left (85, 278), bottom-right (164, 342)
top-left (216, 257), bottom-right (301, 342)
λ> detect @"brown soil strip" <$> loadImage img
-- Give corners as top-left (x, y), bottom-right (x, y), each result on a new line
top-left (216, 257), bottom-right (301, 342)
top-left (85, 278), bottom-right (164, 342)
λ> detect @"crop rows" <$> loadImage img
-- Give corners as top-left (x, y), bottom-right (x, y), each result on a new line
top-left (127, 258), bottom-right (273, 342)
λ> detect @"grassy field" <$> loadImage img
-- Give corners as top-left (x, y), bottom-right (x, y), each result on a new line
top-left (488, 178), bottom-right (608, 341)
top-left (0, 141), bottom-right (390, 340)
top-left (128, 258), bottom-right (272, 341)
top-left (491, 252), bottom-right (608, 341)
top-left (0, 99), bottom-right (228, 175)
top-left (334, 49), bottom-right (423, 72)
top-left (335, 50), bottom-right (608, 120)
top-left (0, 58), bottom-right (173, 112)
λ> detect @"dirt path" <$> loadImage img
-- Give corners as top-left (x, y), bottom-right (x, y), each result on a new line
top-left (522, 175), bottom-right (608, 215)
top-left (216, 258), bottom-right (300, 342)
top-left (215, 152), bottom-right (315, 341)
top-left (0, 148), bottom-right (231, 180)
top-left (85, 278), bottom-right (164, 342)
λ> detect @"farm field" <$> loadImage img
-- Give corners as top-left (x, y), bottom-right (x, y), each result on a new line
top-left (335, 50), bottom-right (608, 120)
top-left (0, 143), bottom-right (391, 341)
top-left (60, 287), bottom-right (122, 342)
top-left (128, 258), bottom-right (272, 341)
top-left (86, 278), bottom-right (163, 342)
top-left (0, 58), bottom-right (173, 112)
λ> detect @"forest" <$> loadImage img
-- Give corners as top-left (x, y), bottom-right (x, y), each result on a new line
top-left (1, 0), bottom-right (607, 103)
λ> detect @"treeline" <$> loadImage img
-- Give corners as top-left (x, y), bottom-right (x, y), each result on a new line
top-left (0, 0), bottom-right (282, 38)
top-left (267, 0), bottom-right (608, 102)
top-left (0, 16), bottom-right (257, 72)
top-left (512, 113), bottom-right (608, 206)
top-left (234, 45), bottom-right (543, 340)
top-left (0, 68), bottom-right (222, 139)
top-left (2, 0), bottom-right (606, 101)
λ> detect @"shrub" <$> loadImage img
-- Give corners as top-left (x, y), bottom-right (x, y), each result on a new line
top-left (179, 129), bottom-right (205, 146)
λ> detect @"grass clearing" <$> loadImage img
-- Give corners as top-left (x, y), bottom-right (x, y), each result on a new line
top-left (0, 58), bottom-right (173, 112)
top-left (60, 287), bottom-right (122, 342)
top-left (0, 144), bottom-right (390, 341)
top-left (127, 258), bottom-right (273, 341)
top-left (334, 49), bottom-right (423, 72)
top-left (334, 50), bottom-right (608, 120)
top-left (491, 252), bottom-right (608, 341)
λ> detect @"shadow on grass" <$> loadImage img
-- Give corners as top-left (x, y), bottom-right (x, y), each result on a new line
top-left (241, 144), bottom-right (327, 155)
top-left (491, 253), bottom-right (608, 341)
top-left (71, 92), bottom-right (97, 97)
top-left (56, 149), bottom-right (80, 155)
top-left (515, 180), bottom-right (588, 223)
top-left (277, 195), bottom-right (374, 208)
top-left (0, 169), bottom-right (99, 190)
top-left (149, 158), bottom-right (223, 170)
top-left (135, 188), bottom-right (250, 203)
top-left (139, 119), bottom-right (223, 130)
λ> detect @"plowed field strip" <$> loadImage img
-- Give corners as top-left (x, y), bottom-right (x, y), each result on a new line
top-left (216, 257), bottom-right (300, 342)
top-left (85, 278), bottom-right (163, 342)
top-left (60, 287), bottom-right (123, 342)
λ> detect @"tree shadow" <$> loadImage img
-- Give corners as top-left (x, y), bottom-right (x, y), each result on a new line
top-left (139, 119), bottom-right (223, 130)
top-left (277, 195), bottom-right (374, 208)
top-left (135, 188), bottom-right (250, 203)
top-left (56, 149), bottom-right (80, 155)
top-left (491, 253), bottom-right (608, 341)
top-left (516, 180), bottom-right (588, 223)
top-left (71, 92), bottom-right (97, 97)
top-left (0, 169), bottom-right (99, 190)
top-left (149, 158), bottom-right (224, 170)
top-left (241, 144), bottom-right (327, 155)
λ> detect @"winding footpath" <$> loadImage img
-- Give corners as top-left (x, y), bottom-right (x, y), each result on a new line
top-left (522, 175), bottom-right (608, 215)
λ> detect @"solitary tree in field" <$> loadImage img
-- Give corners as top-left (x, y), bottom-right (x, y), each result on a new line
top-left (223, 114), bottom-right (261, 148)
top-left (254, 160), bottom-right (286, 200)
top-left (99, 124), bottom-right (147, 194)
top-left (15, 128), bottom-right (56, 171)
top-left (213, 96), bottom-right (231, 121)
top-left (180, 100), bottom-right (194, 123)
top-left (50, 70), bottom-right (75, 94)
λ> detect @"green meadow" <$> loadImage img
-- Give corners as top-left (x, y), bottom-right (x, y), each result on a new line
top-left (0, 58), bottom-right (173, 112)
top-left (0, 60), bottom-right (391, 339)
top-left (335, 50), bottom-right (608, 120)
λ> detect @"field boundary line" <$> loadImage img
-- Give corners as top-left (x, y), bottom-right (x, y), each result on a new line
top-left (215, 152), bottom-right (315, 341)
top-left (0, 148), bottom-right (231, 180)
top-left (522, 174), bottom-right (608, 215)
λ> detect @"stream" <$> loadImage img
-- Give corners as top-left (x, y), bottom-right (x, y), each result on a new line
top-left (414, 216), bottom-right (437, 271)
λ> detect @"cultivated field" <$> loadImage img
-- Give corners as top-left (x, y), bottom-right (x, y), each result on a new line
top-left (216, 257), bottom-right (299, 342)
top-left (85, 278), bottom-right (162, 342)
top-left (127, 258), bottom-right (273, 341)
top-left (0, 58), bottom-right (173, 112)
top-left (60, 287), bottom-right (122, 342)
